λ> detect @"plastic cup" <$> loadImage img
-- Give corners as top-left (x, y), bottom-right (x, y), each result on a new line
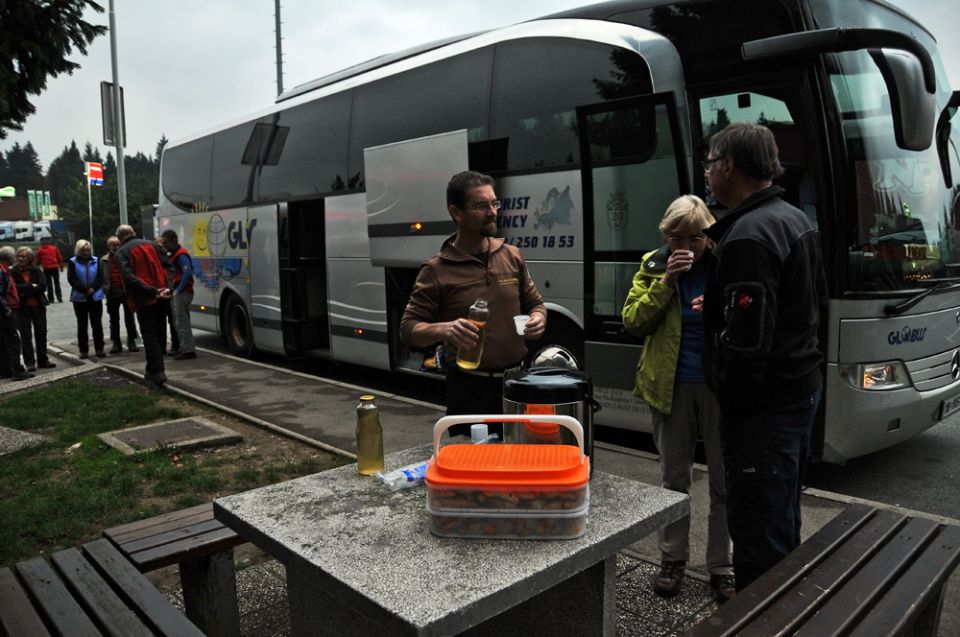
top-left (514, 314), bottom-right (530, 335)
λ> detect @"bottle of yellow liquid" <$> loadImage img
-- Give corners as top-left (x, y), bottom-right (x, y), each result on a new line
top-left (456, 298), bottom-right (489, 370)
top-left (356, 395), bottom-right (384, 475)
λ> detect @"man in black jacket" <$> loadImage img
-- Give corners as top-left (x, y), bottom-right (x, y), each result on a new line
top-left (702, 123), bottom-right (827, 591)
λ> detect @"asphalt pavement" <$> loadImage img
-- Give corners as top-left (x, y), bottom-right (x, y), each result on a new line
top-left (4, 293), bottom-right (957, 636)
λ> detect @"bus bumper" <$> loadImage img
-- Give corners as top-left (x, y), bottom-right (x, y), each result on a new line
top-left (821, 363), bottom-right (960, 463)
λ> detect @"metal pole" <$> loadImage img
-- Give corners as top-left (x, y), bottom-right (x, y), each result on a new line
top-left (275, 0), bottom-right (283, 96)
top-left (109, 0), bottom-right (128, 225)
top-left (87, 170), bottom-right (94, 241)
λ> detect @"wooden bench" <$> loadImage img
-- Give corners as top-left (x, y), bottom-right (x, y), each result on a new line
top-left (103, 502), bottom-right (246, 637)
top-left (684, 503), bottom-right (960, 637)
top-left (0, 538), bottom-right (204, 636)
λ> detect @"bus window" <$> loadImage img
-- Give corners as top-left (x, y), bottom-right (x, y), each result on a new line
top-left (348, 48), bottom-right (493, 189)
top-left (162, 137), bottom-right (212, 211)
top-left (210, 121), bottom-right (262, 210)
top-left (490, 38), bottom-right (651, 173)
top-left (258, 91), bottom-right (352, 201)
top-left (698, 90), bottom-right (816, 224)
top-left (827, 49), bottom-right (959, 291)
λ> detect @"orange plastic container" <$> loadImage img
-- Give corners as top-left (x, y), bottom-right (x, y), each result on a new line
top-left (426, 415), bottom-right (589, 539)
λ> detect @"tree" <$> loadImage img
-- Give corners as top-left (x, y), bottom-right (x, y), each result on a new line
top-left (47, 140), bottom-right (84, 205)
top-left (0, 1), bottom-right (107, 139)
top-left (3, 142), bottom-right (45, 193)
top-left (155, 134), bottom-right (168, 163)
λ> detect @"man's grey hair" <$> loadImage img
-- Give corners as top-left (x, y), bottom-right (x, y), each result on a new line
top-left (0, 246), bottom-right (15, 264)
top-left (116, 224), bottom-right (136, 241)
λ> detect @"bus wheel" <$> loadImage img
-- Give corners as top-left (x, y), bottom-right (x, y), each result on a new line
top-left (223, 295), bottom-right (254, 357)
top-left (525, 319), bottom-right (584, 370)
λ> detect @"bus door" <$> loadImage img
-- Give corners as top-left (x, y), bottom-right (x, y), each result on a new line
top-left (279, 199), bottom-right (329, 353)
top-left (576, 94), bottom-right (689, 430)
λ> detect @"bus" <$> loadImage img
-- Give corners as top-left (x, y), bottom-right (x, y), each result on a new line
top-left (157, 0), bottom-right (960, 464)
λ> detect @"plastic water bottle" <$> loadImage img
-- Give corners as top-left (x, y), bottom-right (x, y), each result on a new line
top-left (356, 395), bottom-right (384, 475)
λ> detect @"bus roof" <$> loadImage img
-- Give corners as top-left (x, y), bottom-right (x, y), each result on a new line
top-left (277, 32), bottom-right (487, 103)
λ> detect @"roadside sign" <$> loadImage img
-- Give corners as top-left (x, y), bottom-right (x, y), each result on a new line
top-left (43, 191), bottom-right (52, 218)
top-left (27, 190), bottom-right (38, 218)
top-left (0, 186), bottom-right (14, 198)
top-left (100, 81), bottom-right (127, 148)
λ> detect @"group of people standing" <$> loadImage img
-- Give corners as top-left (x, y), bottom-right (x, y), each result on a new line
top-left (401, 123), bottom-right (826, 607)
top-left (0, 225), bottom-right (196, 387)
top-left (623, 123), bottom-right (826, 604)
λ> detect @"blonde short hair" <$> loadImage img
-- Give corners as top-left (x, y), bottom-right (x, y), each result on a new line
top-left (16, 246), bottom-right (33, 261)
top-left (659, 195), bottom-right (715, 237)
top-left (74, 239), bottom-right (93, 256)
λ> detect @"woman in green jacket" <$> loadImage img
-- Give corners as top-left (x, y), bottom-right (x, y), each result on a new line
top-left (622, 195), bottom-right (734, 604)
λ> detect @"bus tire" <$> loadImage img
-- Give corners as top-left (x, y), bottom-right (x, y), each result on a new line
top-left (223, 295), bottom-right (255, 358)
top-left (524, 317), bottom-right (584, 370)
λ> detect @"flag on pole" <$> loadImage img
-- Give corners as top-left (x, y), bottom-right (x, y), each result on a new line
top-left (86, 162), bottom-right (104, 186)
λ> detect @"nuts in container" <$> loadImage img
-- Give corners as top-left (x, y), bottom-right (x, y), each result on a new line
top-left (425, 415), bottom-right (590, 540)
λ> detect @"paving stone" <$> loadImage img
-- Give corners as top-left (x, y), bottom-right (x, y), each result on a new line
top-left (99, 416), bottom-right (242, 455)
top-left (0, 426), bottom-right (45, 457)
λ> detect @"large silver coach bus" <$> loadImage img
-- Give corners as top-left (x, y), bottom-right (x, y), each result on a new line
top-left (158, 0), bottom-right (960, 463)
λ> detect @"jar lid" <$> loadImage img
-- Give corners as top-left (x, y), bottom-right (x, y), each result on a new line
top-left (503, 368), bottom-right (591, 403)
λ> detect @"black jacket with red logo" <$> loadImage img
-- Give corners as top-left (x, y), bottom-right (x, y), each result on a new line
top-left (703, 186), bottom-right (827, 416)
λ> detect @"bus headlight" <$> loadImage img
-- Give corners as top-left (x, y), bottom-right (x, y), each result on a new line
top-left (839, 361), bottom-right (911, 390)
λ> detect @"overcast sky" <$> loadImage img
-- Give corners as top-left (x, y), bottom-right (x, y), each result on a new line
top-left (3, 0), bottom-right (958, 170)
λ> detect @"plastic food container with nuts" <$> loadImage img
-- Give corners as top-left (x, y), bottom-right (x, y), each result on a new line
top-left (425, 415), bottom-right (590, 540)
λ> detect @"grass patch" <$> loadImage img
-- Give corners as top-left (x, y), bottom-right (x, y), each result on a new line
top-left (0, 372), bottom-right (348, 566)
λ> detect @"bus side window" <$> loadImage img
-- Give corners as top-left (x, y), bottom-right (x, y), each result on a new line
top-left (699, 91), bottom-right (817, 226)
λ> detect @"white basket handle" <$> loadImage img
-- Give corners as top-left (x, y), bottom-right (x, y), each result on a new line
top-left (432, 414), bottom-right (584, 461)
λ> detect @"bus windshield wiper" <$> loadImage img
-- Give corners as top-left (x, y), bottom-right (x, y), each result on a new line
top-left (883, 278), bottom-right (960, 316)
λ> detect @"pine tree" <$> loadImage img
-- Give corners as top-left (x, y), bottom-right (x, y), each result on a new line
top-left (1, 1), bottom-right (107, 138)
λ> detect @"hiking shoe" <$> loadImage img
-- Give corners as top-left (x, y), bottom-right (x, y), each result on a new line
top-left (26, 365), bottom-right (36, 372)
top-left (711, 574), bottom-right (736, 604)
top-left (128, 340), bottom-right (140, 352)
top-left (78, 352), bottom-right (89, 359)
top-left (653, 560), bottom-right (686, 597)
top-left (12, 371), bottom-right (35, 381)
top-left (95, 350), bottom-right (107, 358)
top-left (110, 342), bottom-right (123, 354)
top-left (38, 361), bottom-right (56, 369)
top-left (167, 350), bottom-right (180, 357)
top-left (173, 352), bottom-right (197, 360)
top-left (145, 372), bottom-right (167, 387)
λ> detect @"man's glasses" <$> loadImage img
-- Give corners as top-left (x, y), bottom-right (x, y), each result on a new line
top-left (701, 156), bottom-right (724, 172)
top-left (465, 199), bottom-right (502, 212)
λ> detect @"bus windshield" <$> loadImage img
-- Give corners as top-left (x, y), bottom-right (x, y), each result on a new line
top-left (809, 0), bottom-right (960, 292)
top-left (832, 49), bottom-right (960, 292)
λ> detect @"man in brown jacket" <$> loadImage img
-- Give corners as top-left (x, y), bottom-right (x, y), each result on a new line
top-left (400, 171), bottom-right (546, 432)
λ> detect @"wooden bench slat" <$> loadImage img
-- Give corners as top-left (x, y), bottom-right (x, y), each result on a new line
top-left (848, 524), bottom-right (960, 637)
top-left (793, 516), bottom-right (941, 637)
top-left (0, 566), bottom-right (52, 637)
top-left (104, 503), bottom-right (215, 545)
top-left (119, 518), bottom-right (226, 554)
top-left (83, 538), bottom-right (205, 637)
top-left (737, 509), bottom-right (906, 637)
top-left (128, 526), bottom-right (246, 571)
top-left (682, 502), bottom-right (877, 637)
top-left (50, 547), bottom-right (154, 637)
top-left (15, 557), bottom-right (102, 637)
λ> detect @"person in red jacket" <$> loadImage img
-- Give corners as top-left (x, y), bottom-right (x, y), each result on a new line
top-left (114, 225), bottom-right (173, 386)
top-left (0, 246), bottom-right (34, 380)
top-left (35, 237), bottom-right (65, 303)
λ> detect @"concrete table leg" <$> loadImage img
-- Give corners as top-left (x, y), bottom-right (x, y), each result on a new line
top-left (180, 550), bottom-right (241, 637)
top-left (287, 556), bottom-right (617, 637)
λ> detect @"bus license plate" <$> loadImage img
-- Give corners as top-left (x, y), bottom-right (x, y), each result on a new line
top-left (940, 393), bottom-right (960, 420)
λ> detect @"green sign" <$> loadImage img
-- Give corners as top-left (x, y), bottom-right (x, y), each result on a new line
top-left (43, 191), bottom-right (51, 218)
top-left (27, 190), bottom-right (38, 218)
top-left (0, 186), bottom-right (14, 198)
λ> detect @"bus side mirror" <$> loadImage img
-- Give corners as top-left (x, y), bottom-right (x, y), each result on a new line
top-left (935, 91), bottom-right (960, 187)
top-left (869, 48), bottom-right (937, 151)
top-left (742, 28), bottom-right (937, 152)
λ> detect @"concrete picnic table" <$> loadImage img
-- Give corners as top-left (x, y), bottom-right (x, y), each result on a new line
top-left (214, 444), bottom-right (688, 636)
